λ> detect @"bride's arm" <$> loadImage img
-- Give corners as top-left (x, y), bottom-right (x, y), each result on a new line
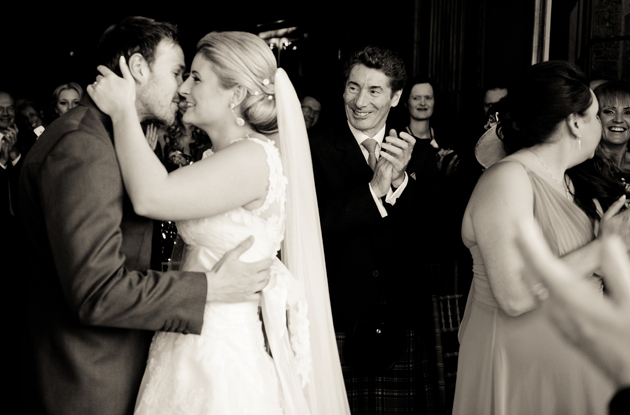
top-left (88, 58), bottom-right (269, 221)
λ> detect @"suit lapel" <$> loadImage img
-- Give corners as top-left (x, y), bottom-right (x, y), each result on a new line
top-left (335, 121), bottom-right (376, 182)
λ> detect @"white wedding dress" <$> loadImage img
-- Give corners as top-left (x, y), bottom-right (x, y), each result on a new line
top-left (135, 137), bottom-right (311, 415)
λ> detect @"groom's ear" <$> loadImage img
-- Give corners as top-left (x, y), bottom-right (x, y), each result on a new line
top-left (127, 53), bottom-right (149, 84)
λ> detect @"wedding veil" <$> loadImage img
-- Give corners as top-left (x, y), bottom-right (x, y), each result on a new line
top-left (275, 68), bottom-right (351, 415)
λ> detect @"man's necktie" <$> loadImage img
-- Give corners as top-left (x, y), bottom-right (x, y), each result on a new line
top-left (361, 138), bottom-right (378, 171)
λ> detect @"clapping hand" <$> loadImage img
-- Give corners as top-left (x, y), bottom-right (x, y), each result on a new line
top-left (380, 129), bottom-right (415, 188)
top-left (600, 195), bottom-right (630, 252)
top-left (0, 124), bottom-right (18, 165)
top-left (516, 219), bottom-right (630, 388)
top-left (370, 155), bottom-right (394, 198)
top-left (145, 124), bottom-right (159, 151)
top-left (437, 148), bottom-right (459, 177)
top-left (87, 56), bottom-right (137, 120)
top-left (0, 136), bottom-right (10, 166)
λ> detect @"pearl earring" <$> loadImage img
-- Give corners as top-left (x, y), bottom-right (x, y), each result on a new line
top-left (230, 103), bottom-right (245, 127)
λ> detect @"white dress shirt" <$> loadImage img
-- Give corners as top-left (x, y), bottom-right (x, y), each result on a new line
top-left (0, 153), bottom-right (21, 170)
top-left (347, 121), bottom-right (408, 218)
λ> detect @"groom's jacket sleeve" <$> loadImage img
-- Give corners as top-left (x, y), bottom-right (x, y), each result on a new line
top-left (36, 123), bottom-right (206, 334)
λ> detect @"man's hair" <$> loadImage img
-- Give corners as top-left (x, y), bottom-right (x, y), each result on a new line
top-left (96, 16), bottom-right (179, 77)
top-left (343, 46), bottom-right (407, 95)
top-left (0, 91), bottom-right (13, 102)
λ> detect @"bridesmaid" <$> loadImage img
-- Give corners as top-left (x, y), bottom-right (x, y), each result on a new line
top-left (453, 61), bottom-right (629, 415)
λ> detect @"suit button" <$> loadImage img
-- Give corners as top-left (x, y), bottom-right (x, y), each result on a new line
top-left (372, 270), bottom-right (379, 277)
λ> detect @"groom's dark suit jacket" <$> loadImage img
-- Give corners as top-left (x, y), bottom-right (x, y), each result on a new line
top-left (18, 97), bottom-right (207, 415)
top-left (309, 120), bottom-right (433, 332)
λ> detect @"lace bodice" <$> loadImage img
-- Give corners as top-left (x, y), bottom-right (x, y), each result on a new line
top-left (177, 137), bottom-right (287, 269)
top-left (135, 137), bottom-right (293, 415)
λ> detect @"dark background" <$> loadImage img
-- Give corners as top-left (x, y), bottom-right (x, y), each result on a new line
top-left (6, 1), bottom-right (600, 134)
top-left (2, 1), bottom-right (420, 120)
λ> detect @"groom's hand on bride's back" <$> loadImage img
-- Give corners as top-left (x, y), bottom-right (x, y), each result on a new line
top-left (205, 236), bottom-right (273, 303)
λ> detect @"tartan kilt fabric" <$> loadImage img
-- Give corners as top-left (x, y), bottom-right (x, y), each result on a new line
top-left (336, 329), bottom-right (436, 414)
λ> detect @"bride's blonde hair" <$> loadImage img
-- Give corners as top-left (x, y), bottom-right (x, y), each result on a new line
top-left (196, 31), bottom-right (278, 134)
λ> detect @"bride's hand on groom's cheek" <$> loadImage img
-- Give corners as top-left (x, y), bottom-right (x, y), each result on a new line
top-left (87, 56), bottom-right (137, 119)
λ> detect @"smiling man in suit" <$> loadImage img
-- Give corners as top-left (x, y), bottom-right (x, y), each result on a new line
top-left (17, 17), bottom-right (271, 415)
top-left (309, 45), bottom-right (435, 414)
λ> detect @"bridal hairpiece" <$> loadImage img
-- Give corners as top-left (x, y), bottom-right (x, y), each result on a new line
top-left (251, 79), bottom-right (274, 100)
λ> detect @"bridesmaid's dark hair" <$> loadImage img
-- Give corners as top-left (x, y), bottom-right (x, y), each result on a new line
top-left (497, 61), bottom-right (624, 220)
top-left (497, 60), bottom-right (592, 154)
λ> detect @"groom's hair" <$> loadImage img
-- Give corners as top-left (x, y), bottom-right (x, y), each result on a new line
top-left (96, 16), bottom-right (180, 77)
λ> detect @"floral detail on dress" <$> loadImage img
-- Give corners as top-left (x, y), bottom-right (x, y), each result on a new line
top-left (288, 299), bottom-right (312, 387)
top-left (135, 136), bottom-right (309, 415)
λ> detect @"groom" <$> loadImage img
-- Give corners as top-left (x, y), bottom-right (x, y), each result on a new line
top-left (18, 17), bottom-right (271, 415)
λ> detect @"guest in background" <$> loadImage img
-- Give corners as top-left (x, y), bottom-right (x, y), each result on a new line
top-left (17, 100), bottom-right (44, 131)
top-left (482, 83), bottom-right (507, 117)
top-left (163, 98), bottom-right (212, 172)
top-left (402, 77), bottom-right (458, 178)
top-left (300, 94), bottom-right (322, 130)
top-left (594, 81), bottom-right (630, 186)
top-left (0, 91), bottom-right (17, 138)
top-left (1, 90), bottom-right (28, 407)
top-left (399, 77), bottom-right (474, 300)
top-left (482, 98), bottom-right (508, 132)
top-left (51, 82), bottom-right (83, 120)
top-left (14, 100), bottom-right (43, 156)
top-left (0, 91), bottom-right (34, 212)
top-left (453, 60), bottom-right (620, 415)
top-left (475, 98), bottom-right (509, 169)
top-left (309, 45), bottom-right (435, 414)
top-left (1, 91), bottom-right (21, 221)
top-left (565, 81), bottom-right (630, 218)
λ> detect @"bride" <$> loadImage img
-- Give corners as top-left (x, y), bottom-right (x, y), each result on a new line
top-left (89, 31), bottom-right (351, 415)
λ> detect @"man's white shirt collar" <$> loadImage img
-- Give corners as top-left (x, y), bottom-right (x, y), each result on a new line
top-left (347, 121), bottom-right (387, 149)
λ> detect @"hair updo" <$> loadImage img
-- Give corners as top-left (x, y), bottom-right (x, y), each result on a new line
top-left (498, 60), bottom-right (592, 154)
top-left (196, 31), bottom-right (278, 134)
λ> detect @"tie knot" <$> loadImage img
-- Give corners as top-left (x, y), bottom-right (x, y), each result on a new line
top-left (361, 138), bottom-right (378, 154)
